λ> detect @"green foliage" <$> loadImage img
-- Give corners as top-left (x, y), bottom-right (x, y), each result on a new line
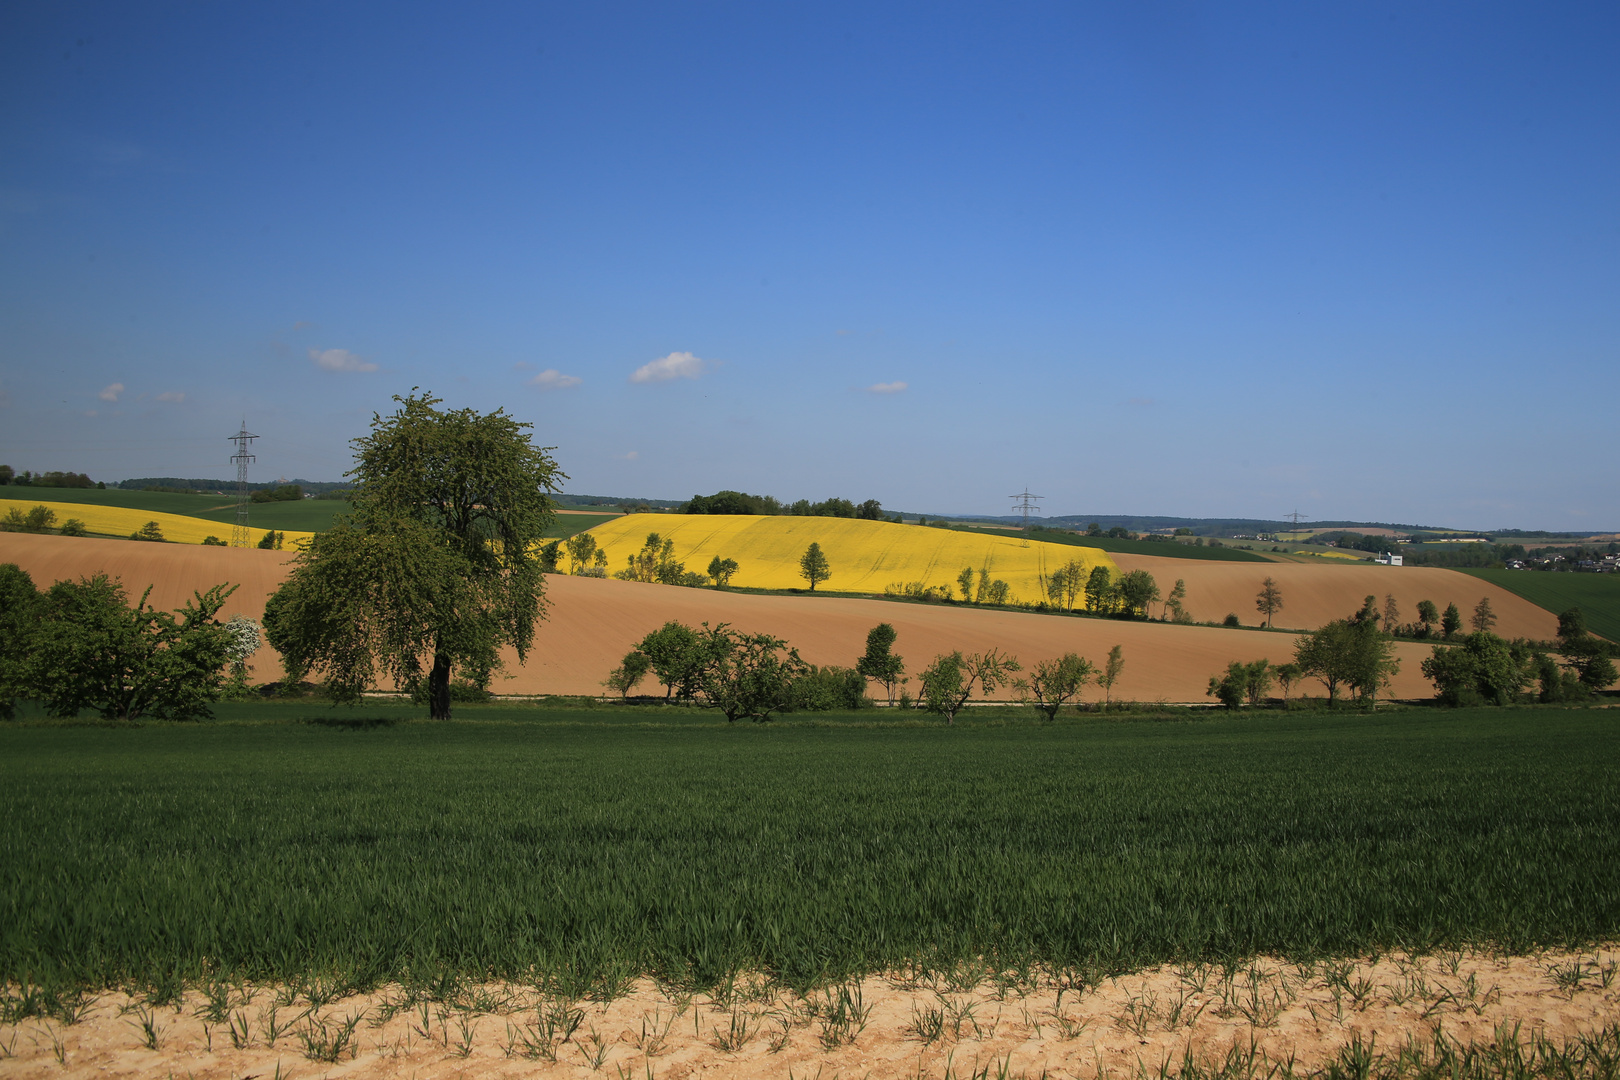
top-left (28, 574), bottom-right (238, 721)
top-left (57, 518), bottom-right (87, 537)
top-left (617, 532), bottom-right (683, 583)
top-left (1207, 659), bottom-right (1273, 709)
top-left (1441, 602), bottom-right (1463, 639)
top-left (1420, 632), bottom-right (1538, 707)
top-left (1019, 652), bottom-right (1095, 719)
top-left (1256, 576), bottom-right (1283, 628)
top-left (131, 520), bottom-right (165, 542)
top-left (1556, 608), bottom-right (1618, 692)
top-left (1223, 613), bottom-right (1242, 627)
top-left (255, 529), bottom-right (283, 549)
top-left (697, 624), bottom-right (810, 722)
top-left (706, 555), bottom-right (739, 587)
top-left (785, 665), bottom-right (868, 713)
top-left (602, 650), bottom-right (650, 700)
top-left (635, 621), bottom-right (709, 702)
top-left (1116, 569), bottom-right (1160, 619)
top-left (201, 535), bottom-right (227, 546)
top-left (0, 564), bottom-right (43, 718)
top-left (1294, 617), bottom-right (1400, 707)
top-left (919, 649), bottom-right (1021, 723)
top-left (537, 539), bottom-right (562, 572)
top-left (5, 707), bottom-right (1619, 991)
top-left (263, 391), bottom-right (563, 718)
top-left (0, 505), bottom-right (56, 533)
top-left (685, 490), bottom-right (782, 515)
top-left (1084, 566), bottom-right (1116, 614)
top-left (1273, 662), bottom-right (1303, 701)
top-left (1471, 596), bottom-right (1498, 633)
top-left (855, 623), bottom-right (904, 705)
top-left (799, 541), bottom-right (831, 591)
top-left (1098, 644), bottom-right (1125, 705)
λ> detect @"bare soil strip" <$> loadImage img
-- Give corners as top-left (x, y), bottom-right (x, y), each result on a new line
top-left (3, 949), bottom-right (1615, 1079)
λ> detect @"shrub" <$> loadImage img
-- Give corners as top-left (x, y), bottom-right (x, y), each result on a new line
top-left (1223, 613), bottom-right (1241, 627)
top-left (787, 665), bottom-right (869, 711)
top-left (0, 505), bottom-right (56, 533)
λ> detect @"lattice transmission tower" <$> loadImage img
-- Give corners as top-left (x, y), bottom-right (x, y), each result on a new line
top-left (1010, 488), bottom-right (1044, 530)
top-left (228, 421), bottom-right (258, 548)
top-left (1285, 510), bottom-right (1305, 527)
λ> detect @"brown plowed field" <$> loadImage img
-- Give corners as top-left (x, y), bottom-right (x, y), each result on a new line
top-left (2, 534), bottom-right (1483, 702)
top-left (1110, 552), bottom-right (1556, 639)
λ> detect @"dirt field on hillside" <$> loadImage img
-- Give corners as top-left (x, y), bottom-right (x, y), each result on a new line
top-left (1110, 553), bottom-right (1556, 640)
top-left (1, 949), bottom-right (1615, 1080)
top-left (0, 534), bottom-right (1492, 701)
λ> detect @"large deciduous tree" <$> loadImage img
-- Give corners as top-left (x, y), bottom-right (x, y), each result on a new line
top-left (263, 391), bottom-right (564, 718)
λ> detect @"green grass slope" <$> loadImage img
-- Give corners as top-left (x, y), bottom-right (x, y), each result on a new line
top-left (1458, 569), bottom-right (1620, 641)
top-left (3, 704), bottom-right (1616, 990)
top-left (4, 487), bottom-right (607, 538)
top-left (957, 525), bottom-right (1274, 562)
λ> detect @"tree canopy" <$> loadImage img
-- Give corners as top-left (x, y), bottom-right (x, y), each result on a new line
top-left (264, 391), bottom-right (564, 718)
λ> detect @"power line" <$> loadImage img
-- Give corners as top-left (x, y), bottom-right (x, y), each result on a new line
top-left (228, 422), bottom-right (258, 548)
top-left (1009, 488), bottom-right (1044, 530)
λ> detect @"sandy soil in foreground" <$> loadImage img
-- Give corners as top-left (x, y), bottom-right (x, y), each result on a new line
top-left (0, 534), bottom-right (1550, 703)
top-left (2, 950), bottom-right (1614, 1079)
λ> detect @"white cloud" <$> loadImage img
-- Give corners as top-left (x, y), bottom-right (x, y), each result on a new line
top-left (866, 381), bottom-right (908, 394)
top-left (630, 351), bottom-right (708, 384)
top-left (309, 347), bottom-right (378, 373)
top-left (156, 391), bottom-right (186, 403)
top-left (528, 369), bottom-right (582, 390)
top-left (98, 382), bottom-right (125, 402)
top-left (618, 450), bottom-right (639, 461)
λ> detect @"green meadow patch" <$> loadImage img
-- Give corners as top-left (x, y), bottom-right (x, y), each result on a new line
top-left (1458, 568), bottom-right (1620, 642)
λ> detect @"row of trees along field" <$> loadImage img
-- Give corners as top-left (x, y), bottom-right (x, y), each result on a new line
top-left (683, 489), bottom-right (885, 519)
top-left (604, 620), bottom-right (1129, 723)
top-left (1206, 593), bottom-right (1617, 710)
top-left (0, 466), bottom-right (100, 488)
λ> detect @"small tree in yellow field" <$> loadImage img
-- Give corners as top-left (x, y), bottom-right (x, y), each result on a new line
top-left (799, 542), bottom-right (831, 591)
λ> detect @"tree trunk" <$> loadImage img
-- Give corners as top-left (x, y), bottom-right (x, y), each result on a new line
top-left (429, 649), bottom-right (452, 720)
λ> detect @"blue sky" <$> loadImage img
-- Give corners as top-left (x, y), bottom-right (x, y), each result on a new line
top-left (1, 3), bottom-right (1615, 529)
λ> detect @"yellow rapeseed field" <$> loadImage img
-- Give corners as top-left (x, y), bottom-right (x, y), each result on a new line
top-left (585, 515), bottom-right (1116, 603)
top-left (0, 499), bottom-right (313, 548)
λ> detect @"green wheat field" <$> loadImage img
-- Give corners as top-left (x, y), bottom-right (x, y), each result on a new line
top-left (2, 704), bottom-right (1618, 997)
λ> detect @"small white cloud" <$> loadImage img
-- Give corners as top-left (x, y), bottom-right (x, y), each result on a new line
top-left (618, 450), bottom-right (639, 461)
top-left (98, 382), bottom-right (125, 402)
top-left (528, 369), bottom-right (582, 390)
top-left (155, 391), bottom-right (186, 403)
top-left (630, 351), bottom-right (708, 384)
top-left (866, 381), bottom-right (908, 394)
top-left (309, 347), bottom-right (378, 373)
